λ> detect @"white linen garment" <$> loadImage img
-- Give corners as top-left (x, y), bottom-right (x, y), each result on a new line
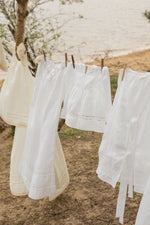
top-left (49, 133), bottom-right (69, 201)
top-left (20, 57), bottom-right (67, 200)
top-left (97, 69), bottom-right (150, 224)
top-left (0, 43), bottom-right (35, 195)
top-left (11, 126), bottom-right (69, 200)
top-left (34, 55), bottom-right (70, 201)
top-left (4, 50), bottom-right (69, 199)
top-left (0, 38), bottom-right (8, 72)
top-left (135, 176), bottom-right (150, 225)
top-left (0, 43), bottom-right (34, 126)
top-left (10, 126), bottom-right (28, 196)
top-left (65, 64), bottom-right (112, 133)
top-left (60, 62), bottom-right (75, 119)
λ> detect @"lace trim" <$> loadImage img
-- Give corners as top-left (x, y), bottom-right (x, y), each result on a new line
top-left (67, 112), bottom-right (106, 121)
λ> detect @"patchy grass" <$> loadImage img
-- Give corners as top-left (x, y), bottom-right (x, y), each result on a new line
top-left (110, 74), bottom-right (118, 100)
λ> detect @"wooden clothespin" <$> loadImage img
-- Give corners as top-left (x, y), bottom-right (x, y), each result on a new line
top-left (24, 43), bottom-right (28, 54)
top-left (71, 54), bottom-right (75, 69)
top-left (43, 50), bottom-right (46, 62)
top-left (101, 58), bottom-right (104, 70)
top-left (121, 64), bottom-right (127, 81)
top-left (39, 49), bottom-right (42, 55)
top-left (85, 65), bottom-right (88, 74)
top-left (65, 52), bottom-right (68, 67)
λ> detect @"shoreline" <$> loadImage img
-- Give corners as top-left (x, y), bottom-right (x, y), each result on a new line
top-left (88, 48), bottom-right (150, 75)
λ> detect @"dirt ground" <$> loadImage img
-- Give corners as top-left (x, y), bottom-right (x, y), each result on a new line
top-left (1, 49), bottom-right (150, 225)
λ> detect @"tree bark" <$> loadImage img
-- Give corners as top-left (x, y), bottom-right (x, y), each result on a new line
top-left (15, 0), bottom-right (28, 47)
top-left (58, 119), bottom-right (65, 132)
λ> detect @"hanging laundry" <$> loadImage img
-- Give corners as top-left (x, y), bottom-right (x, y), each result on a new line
top-left (135, 175), bottom-right (150, 225)
top-left (10, 126), bottom-right (29, 196)
top-left (60, 62), bottom-right (75, 119)
top-left (49, 133), bottom-right (69, 201)
top-left (0, 43), bottom-right (34, 126)
top-left (20, 56), bottom-right (68, 200)
top-left (65, 64), bottom-right (112, 133)
top-left (11, 126), bottom-right (69, 200)
top-left (97, 68), bottom-right (150, 224)
top-left (0, 42), bottom-right (35, 195)
top-left (10, 53), bottom-right (69, 199)
top-left (0, 38), bottom-right (8, 72)
top-left (34, 56), bottom-right (70, 201)
top-left (0, 46), bottom-right (69, 200)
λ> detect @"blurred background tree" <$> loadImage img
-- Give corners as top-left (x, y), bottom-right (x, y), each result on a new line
top-left (0, 0), bottom-right (83, 73)
top-left (144, 10), bottom-right (150, 22)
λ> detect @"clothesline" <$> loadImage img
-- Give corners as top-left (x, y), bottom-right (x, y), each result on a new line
top-left (36, 52), bottom-right (127, 73)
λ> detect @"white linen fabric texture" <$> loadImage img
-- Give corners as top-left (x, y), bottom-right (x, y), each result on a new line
top-left (97, 69), bottom-right (150, 224)
top-left (11, 126), bottom-right (69, 200)
top-left (20, 57), bottom-right (68, 200)
top-left (0, 43), bottom-right (34, 126)
top-left (49, 132), bottom-right (69, 201)
top-left (0, 43), bottom-right (35, 195)
top-left (65, 64), bottom-right (112, 133)
top-left (135, 175), bottom-right (150, 225)
top-left (0, 47), bottom-right (69, 200)
top-left (60, 62), bottom-right (75, 119)
top-left (0, 38), bottom-right (8, 72)
top-left (33, 55), bottom-right (70, 201)
top-left (10, 126), bottom-right (29, 196)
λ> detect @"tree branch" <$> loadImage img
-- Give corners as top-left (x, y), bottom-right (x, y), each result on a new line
top-left (3, 42), bottom-right (12, 56)
top-left (8, 24), bottom-right (15, 39)
top-left (0, 1), bottom-right (15, 29)
top-left (29, 0), bottom-right (51, 13)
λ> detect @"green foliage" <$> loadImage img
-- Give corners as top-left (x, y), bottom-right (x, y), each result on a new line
top-left (144, 10), bottom-right (150, 22)
top-left (59, 0), bottom-right (83, 4)
top-left (110, 74), bottom-right (118, 99)
top-left (0, 0), bottom-right (83, 72)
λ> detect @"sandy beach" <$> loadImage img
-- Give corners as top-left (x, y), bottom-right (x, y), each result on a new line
top-left (89, 49), bottom-right (150, 73)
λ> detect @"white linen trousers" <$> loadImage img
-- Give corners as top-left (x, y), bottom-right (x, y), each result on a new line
top-left (20, 57), bottom-right (68, 200)
top-left (97, 69), bottom-right (150, 224)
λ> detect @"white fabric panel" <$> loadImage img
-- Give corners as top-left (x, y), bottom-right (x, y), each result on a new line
top-left (65, 64), bottom-right (112, 133)
top-left (0, 43), bottom-right (34, 126)
top-left (20, 57), bottom-right (67, 200)
top-left (97, 69), bottom-right (150, 223)
top-left (11, 126), bottom-right (69, 200)
top-left (135, 176), bottom-right (150, 225)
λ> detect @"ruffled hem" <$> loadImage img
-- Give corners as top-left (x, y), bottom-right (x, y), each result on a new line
top-left (20, 162), bottom-right (56, 200)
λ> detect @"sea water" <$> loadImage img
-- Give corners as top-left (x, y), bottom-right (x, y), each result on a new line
top-left (43, 0), bottom-right (150, 62)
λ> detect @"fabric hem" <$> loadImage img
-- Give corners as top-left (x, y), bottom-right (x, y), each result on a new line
top-left (66, 114), bottom-right (106, 133)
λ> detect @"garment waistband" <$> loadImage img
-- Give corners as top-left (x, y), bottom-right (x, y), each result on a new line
top-left (71, 63), bottom-right (108, 76)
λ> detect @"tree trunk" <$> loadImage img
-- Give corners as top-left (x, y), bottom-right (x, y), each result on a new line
top-left (15, 0), bottom-right (28, 47)
top-left (58, 119), bottom-right (65, 132)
